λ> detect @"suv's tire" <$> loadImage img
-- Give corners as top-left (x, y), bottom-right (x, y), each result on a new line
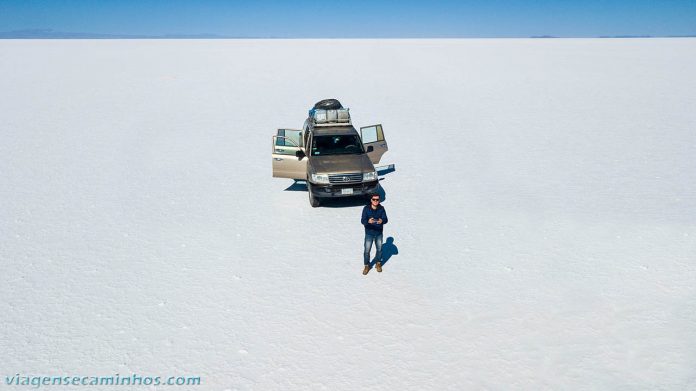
top-left (308, 183), bottom-right (321, 207)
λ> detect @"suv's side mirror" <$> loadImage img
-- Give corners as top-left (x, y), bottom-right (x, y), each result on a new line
top-left (366, 146), bottom-right (374, 153)
top-left (296, 150), bottom-right (306, 159)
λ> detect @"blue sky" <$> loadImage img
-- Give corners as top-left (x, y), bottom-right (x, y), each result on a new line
top-left (1, 0), bottom-right (695, 38)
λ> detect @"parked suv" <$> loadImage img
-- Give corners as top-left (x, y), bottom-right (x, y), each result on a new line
top-left (272, 99), bottom-right (389, 207)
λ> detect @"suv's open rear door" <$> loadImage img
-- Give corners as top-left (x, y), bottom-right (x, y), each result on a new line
top-left (272, 129), bottom-right (306, 180)
top-left (360, 124), bottom-right (388, 164)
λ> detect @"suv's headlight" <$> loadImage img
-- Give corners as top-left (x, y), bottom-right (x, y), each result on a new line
top-left (363, 171), bottom-right (378, 181)
top-left (311, 173), bottom-right (329, 184)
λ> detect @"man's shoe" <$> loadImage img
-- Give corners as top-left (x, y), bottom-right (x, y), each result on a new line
top-left (375, 262), bottom-right (382, 273)
top-left (362, 265), bottom-right (370, 275)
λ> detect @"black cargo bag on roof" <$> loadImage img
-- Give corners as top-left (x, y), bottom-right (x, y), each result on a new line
top-left (313, 99), bottom-right (343, 110)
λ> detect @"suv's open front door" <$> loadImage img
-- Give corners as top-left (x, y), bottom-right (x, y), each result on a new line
top-left (272, 129), bottom-right (307, 180)
top-left (360, 124), bottom-right (388, 164)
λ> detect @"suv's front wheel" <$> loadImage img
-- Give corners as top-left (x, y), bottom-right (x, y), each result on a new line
top-left (307, 182), bottom-right (321, 207)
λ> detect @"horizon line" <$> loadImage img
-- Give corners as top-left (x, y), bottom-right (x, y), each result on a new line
top-left (1, 29), bottom-right (696, 40)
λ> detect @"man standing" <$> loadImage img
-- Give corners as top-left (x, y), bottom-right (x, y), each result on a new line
top-left (361, 193), bottom-right (388, 275)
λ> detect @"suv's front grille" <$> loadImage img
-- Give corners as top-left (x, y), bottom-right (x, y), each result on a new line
top-left (328, 173), bottom-right (362, 184)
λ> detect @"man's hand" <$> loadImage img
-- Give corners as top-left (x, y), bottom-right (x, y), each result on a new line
top-left (376, 218), bottom-right (382, 224)
top-left (368, 218), bottom-right (375, 224)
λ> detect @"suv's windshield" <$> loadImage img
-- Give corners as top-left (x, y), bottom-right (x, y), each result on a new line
top-left (311, 134), bottom-right (365, 156)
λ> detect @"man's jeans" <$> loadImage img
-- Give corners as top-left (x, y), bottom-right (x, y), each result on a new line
top-left (364, 233), bottom-right (383, 266)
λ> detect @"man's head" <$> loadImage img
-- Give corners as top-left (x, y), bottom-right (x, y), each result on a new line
top-left (370, 194), bottom-right (381, 206)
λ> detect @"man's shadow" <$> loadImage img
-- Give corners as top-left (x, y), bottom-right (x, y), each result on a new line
top-left (371, 237), bottom-right (399, 268)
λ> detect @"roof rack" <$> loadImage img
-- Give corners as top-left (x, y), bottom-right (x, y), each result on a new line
top-left (309, 108), bottom-right (352, 126)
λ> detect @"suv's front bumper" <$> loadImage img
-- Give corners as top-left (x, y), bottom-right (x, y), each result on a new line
top-left (309, 180), bottom-right (379, 198)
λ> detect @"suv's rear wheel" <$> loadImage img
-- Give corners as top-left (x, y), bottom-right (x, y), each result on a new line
top-left (308, 183), bottom-right (320, 207)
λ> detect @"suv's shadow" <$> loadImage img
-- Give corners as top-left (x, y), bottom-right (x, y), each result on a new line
top-left (284, 180), bottom-right (309, 192)
top-left (284, 180), bottom-right (388, 208)
top-left (376, 164), bottom-right (396, 176)
top-left (322, 182), bottom-right (387, 208)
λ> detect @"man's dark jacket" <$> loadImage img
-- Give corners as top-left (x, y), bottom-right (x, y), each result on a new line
top-left (361, 204), bottom-right (388, 235)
